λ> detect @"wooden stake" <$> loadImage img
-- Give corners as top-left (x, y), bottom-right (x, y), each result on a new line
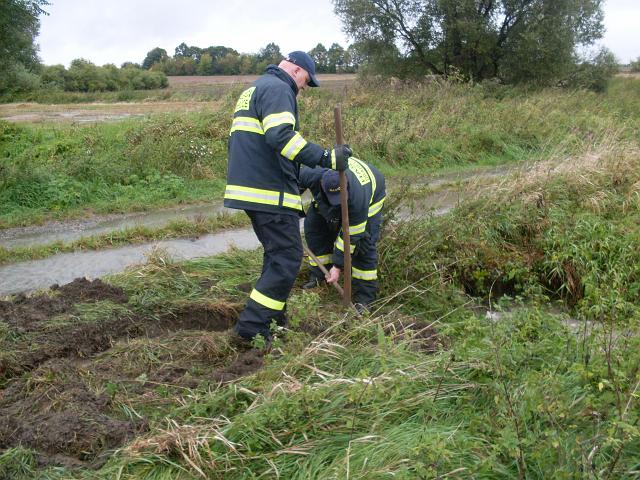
top-left (334, 105), bottom-right (351, 306)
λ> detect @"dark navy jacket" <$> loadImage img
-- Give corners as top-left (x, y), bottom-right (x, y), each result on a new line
top-left (224, 65), bottom-right (326, 216)
top-left (299, 158), bottom-right (386, 267)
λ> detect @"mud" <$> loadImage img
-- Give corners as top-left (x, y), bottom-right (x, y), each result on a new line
top-left (0, 277), bottom-right (128, 329)
top-left (0, 276), bottom-right (253, 469)
top-left (0, 359), bottom-right (145, 468)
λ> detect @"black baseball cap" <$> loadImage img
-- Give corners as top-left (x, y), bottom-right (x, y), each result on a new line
top-left (285, 51), bottom-right (320, 87)
top-left (321, 170), bottom-right (346, 205)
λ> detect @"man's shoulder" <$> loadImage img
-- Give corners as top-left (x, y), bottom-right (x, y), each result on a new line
top-left (255, 71), bottom-right (288, 90)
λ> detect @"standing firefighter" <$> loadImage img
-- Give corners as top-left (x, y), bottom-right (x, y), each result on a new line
top-left (224, 51), bottom-right (351, 343)
top-left (300, 158), bottom-right (385, 311)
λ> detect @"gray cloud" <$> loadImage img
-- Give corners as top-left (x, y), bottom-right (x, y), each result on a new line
top-left (36, 0), bottom-right (638, 67)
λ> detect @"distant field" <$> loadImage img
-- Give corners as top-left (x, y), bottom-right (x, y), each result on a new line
top-left (167, 73), bottom-right (357, 86)
top-left (0, 74), bottom-right (358, 123)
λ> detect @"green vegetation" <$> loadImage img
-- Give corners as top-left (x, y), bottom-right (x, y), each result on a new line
top-left (1, 143), bottom-right (639, 479)
top-left (143, 41), bottom-right (358, 76)
top-left (2, 77), bottom-right (638, 229)
top-left (39, 60), bottom-right (168, 92)
top-left (334, 0), bottom-right (610, 88)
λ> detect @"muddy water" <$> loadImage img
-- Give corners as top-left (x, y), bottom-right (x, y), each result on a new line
top-left (0, 166), bottom-right (510, 297)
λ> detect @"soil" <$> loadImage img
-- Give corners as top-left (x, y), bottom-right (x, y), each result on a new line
top-left (385, 316), bottom-right (441, 353)
top-left (0, 277), bottom-right (128, 329)
top-left (0, 277), bottom-right (260, 469)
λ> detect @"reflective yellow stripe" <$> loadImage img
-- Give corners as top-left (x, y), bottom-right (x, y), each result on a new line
top-left (335, 235), bottom-right (356, 253)
top-left (349, 220), bottom-right (367, 235)
top-left (262, 111), bottom-right (296, 132)
top-left (309, 254), bottom-right (332, 267)
top-left (281, 132), bottom-right (307, 160)
top-left (230, 116), bottom-right (264, 135)
top-left (282, 192), bottom-right (303, 211)
top-left (224, 184), bottom-right (279, 206)
top-left (250, 289), bottom-right (285, 311)
top-left (352, 267), bottom-right (378, 281)
top-left (349, 157), bottom-right (377, 204)
top-left (368, 197), bottom-right (385, 217)
top-left (331, 149), bottom-right (337, 169)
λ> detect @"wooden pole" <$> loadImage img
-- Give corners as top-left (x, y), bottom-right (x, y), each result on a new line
top-left (334, 105), bottom-right (351, 306)
top-left (303, 243), bottom-right (344, 297)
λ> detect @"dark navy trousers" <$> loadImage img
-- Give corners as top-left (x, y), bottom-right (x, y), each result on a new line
top-left (304, 206), bottom-right (381, 306)
top-left (234, 210), bottom-right (303, 340)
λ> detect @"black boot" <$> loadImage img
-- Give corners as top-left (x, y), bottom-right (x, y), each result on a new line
top-left (302, 275), bottom-right (322, 290)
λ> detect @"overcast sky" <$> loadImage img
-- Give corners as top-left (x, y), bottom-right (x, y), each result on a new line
top-left (36, 0), bottom-right (639, 67)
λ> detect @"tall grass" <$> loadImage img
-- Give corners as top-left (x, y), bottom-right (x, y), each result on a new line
top-left (1, 78), bottom-right (638, 227)
top-left (1, 143), bottom-right (640, 478)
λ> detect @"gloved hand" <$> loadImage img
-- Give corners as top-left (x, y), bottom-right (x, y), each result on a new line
top-left (321, 144), bottom-right (352, 171)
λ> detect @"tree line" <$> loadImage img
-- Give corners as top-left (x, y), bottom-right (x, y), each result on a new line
top-left (333, 0), bottom-right (624, 91)
top-left (0, 0), bottom-right (165, 94)
top-left (2, 0), bottom-right (636, 96)
top-left (140, 42), bottom-right (359, 76)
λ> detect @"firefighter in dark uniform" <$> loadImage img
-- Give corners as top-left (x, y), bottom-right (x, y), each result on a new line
top-left (224, 50), bottom-right (351, 342)
top-left (299, 157), bottom-right (386, 310)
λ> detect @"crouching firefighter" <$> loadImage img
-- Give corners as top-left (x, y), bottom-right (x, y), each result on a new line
top-left (223, 50), bottom-right (351, 343)
top-left (299, 157), bottom-right (386, 310)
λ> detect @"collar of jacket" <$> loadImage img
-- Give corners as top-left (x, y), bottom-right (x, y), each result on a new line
top-left (265, 64), bottom-right (299, 96)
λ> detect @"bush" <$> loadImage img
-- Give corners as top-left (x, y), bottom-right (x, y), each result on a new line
top-left (0, 63), bottom-right (41, 93)
top-left (565, 48), bottom-right (619, 92)
top-left (631, 57), bottom-right (640, 73)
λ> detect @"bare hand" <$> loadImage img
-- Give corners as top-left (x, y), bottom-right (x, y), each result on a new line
top-left (326, 266), bottom-right (341, 284)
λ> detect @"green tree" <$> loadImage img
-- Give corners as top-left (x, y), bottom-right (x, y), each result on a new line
top-left (327, 43), bottom-right (347, 72)
top-left (197, 53), bottom-right (214, 75)
top-left (218, 52), bottom-right (241, 75)
top-left (631, 57), bottom-right (640, 73)
top-left (142, 47), bottom-right (168, 70)
top-left (258, 42), bottom-right (282, 64)
top-left (174, 42), bottom-right (202, 60)
top-left (333, 0), bottom-right (605, 85)
top-left (0, 0), bottom-right (49, 92)
top-left (309, 43), bottom-right (329, 73)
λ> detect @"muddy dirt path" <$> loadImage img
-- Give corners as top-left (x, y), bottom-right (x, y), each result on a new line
top-left (0, 166), bottom-right (510, 297)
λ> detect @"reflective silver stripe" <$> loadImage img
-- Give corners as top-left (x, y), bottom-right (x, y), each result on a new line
top-left (335, 235), bottom-right (356, 253)
top-left (352, 267), bottom-right (377, 281)
top-left (281, 132), bottom-right (307, 160)
top-left (282, 192), bottom-right (303, 210)
top-left (368, 197), bottom-right (385, 217)
top-left (309, 254), bottom-right (332, 267)
top-left (230, 116), bottom-right (264, 135)
top-left (224, 185), bottom-right (279, 206)
top-left (262, 111), bottom-right (296, 132)
top-left (349, 220), bottom-right (367, 235)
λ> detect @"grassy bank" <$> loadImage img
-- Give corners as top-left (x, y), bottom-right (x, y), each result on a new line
top-left (1, 144), bottom-right (639, 478)
top-left (1, 77), bottom-right (638, 228)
